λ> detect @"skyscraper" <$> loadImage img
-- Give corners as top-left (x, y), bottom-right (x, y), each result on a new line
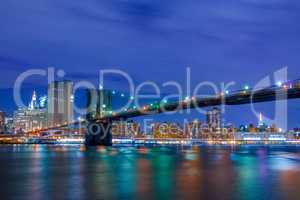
top-left (48, 81), bottom-right (73, 127)
top-left (206, 107), bottom-right (221, 132)
top-left (39, 95), bottom-right (48, 109)
top-left (28, 91), bottom-right (38, 110)
top-left (0, 111), bottom-right (5, 134)
top-left (257, 112), bottom-right (267, 132)
top-left (13, 91), bottom-right (48, 133)
top-left (13, 107), bottom-right (28, 133)
top-left (5, 117), bottom-right (13, 134)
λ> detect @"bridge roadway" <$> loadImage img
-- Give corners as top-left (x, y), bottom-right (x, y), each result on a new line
top-left (32, 80), bottom-right (300, 146)
top-left (105, 81), bottom-right (300, 120)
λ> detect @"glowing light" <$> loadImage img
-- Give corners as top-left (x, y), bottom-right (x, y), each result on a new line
top-left (130, 96), bottom-right (134, 100)
top-left (230, 140), bottom-right (236, 145)
top-left (163, 99), bottom-right (168, 104)
top-left (121, 93), bottom-right (125, 97)
top-left (185, 96), bottom-right (190, 101)
top-left (57, 138), bottom-right (84, 143)
top-left (268, 135), bottom-right (286, 141)
top-left (259, 112), bottom-right (263, 122)
top-left (102, 104), bottom-right (106, 108)
top-left (244, 85), bottom-right (249, 90)
top-left (112, 90), bottom-right (116, 94)
top-left (276, 81), bottom-right (283, 87)
top-left (243, 137), bottom-right (261, 141)
top-left (225, 90), bottom-right (229, 95)
top-left (39, 96), bottom-right (47, 108)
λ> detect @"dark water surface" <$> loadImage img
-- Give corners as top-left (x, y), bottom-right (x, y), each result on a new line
top-left (0, 145), bottom-right (300, 200)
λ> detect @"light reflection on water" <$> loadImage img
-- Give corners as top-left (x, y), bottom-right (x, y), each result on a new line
top-left (0, 145), bottom-right (299, 200)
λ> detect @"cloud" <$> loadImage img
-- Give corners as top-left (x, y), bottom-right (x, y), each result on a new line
top-left (1, 0), bottom-right (300, 127)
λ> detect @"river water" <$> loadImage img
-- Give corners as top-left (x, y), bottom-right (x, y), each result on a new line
top-left (0, 144), bottom-right (299, 200)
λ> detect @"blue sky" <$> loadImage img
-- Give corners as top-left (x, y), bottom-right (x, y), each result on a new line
top-left (1, 0), bottom-right (300, 128)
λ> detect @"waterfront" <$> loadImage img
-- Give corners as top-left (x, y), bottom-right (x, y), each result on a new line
top-left (0, 145), bottom-right (300, 200)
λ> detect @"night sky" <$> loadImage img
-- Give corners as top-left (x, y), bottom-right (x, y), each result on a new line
top-left (1, 0), bottom-right (300, 128)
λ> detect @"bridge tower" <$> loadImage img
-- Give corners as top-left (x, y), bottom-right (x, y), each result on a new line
top-left (85, 120), bottom-right (113, 146)
top-left (85, 88), bottom-right (113, 146)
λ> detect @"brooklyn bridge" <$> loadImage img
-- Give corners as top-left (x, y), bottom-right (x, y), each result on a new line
top-left (29, 79), bottom-right (300, 146)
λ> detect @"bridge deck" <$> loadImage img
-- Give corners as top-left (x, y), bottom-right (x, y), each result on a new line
top-left (27, 81), bottom-right (300, 133)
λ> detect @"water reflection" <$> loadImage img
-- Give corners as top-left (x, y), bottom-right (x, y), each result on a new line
top-left (0, 145), bottom-right (299, 200)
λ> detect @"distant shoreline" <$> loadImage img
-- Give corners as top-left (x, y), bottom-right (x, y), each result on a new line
top-left (0, 138), bottom-right (300, 146)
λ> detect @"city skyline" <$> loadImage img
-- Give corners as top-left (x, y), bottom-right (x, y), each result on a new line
top-left (2, 79), bottom-right (300, 130)
top-left (1, 2), bottom-right (300, 199)
top-left (1, 1), bottom-right (300, 129)
top-left (6, 87), bottom-right (277, 132)
top-left (2, 78), bottom-right (296, 135)
top-left (2, 85), bottom-right (288, 142)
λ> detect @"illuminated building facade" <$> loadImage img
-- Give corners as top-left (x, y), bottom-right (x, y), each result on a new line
top-left (0, 111), bottom-right (5, 133)
top-left (184, 120), bottom-right (202, 138)
top-left (13, 91), bottom-right (48, 133)
top-left (48, 81), bottom-right (73, 127)
top-left (4, 117), bottom-right (13, 133)
top-left (257, 112), bottom-right (267, 132)
top-left (206, 107), bottom-right (221, 132)
top-left (152, 122), bottom-right (184, 138)
top-left (39, 95), bottom-right (47, 109)
top-left (238, 113), bottom-right (279, 134)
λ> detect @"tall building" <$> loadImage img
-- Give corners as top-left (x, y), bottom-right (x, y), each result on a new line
top-left (13, 91), bottom-right (48, 133)
top-left (206, 107), bottom-right (221, 131)
top-left (0, 111), bottom-right (5, 133)
top-left (39, 95), bottom-right (48, 109)
top-left (5, 117), bottom-right (13, 134)
top-left (152, 122), bottom-right (184, 138)
top-left (86, 89), bottom-right (112, 120)
top-left (184, 119), bottom-right (202, 138)
top-left (48, 81), bottom-right (73, 127)
top-left (29, 91), bottom-right (38, 110)
top-left (14, 108), bottom-right (47, 133)
top-left (257, 112), bottom-right (267, 132)
top-left (13, 108), bottom-right (28, 133)
top-left (258, 113), bottom-right (264, 127)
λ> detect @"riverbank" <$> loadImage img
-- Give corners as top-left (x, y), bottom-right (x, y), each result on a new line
top-left (1, 137), bottom-right (300, 145)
